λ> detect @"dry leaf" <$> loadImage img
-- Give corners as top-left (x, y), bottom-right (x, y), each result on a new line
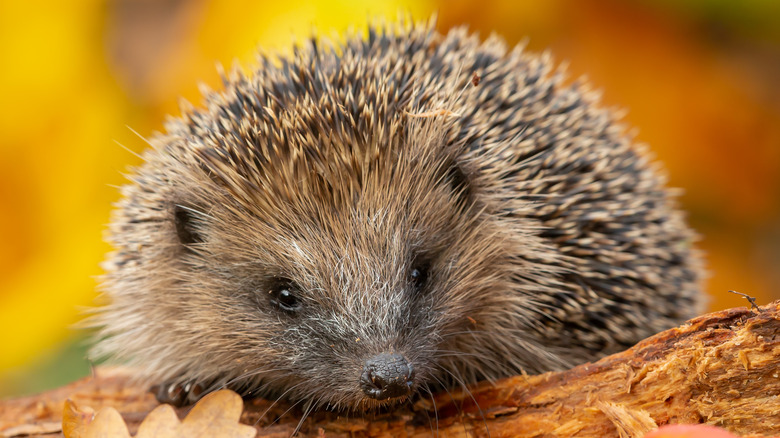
top-left (62, 390), bottom-right (256, 438)
top-left (0, 422), bottom-right (62, 438)
top-left (84, 408), bottom-right (131, 438)
top-left (166, 390), bottom-right (255, 438)
top-left (62, 399), bottom-right (95, 438)
top-left (133, 405), bottom-right (181, 437)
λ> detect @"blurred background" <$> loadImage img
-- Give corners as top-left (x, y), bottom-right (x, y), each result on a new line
top-left (1, 0), bottom-right (778, 398)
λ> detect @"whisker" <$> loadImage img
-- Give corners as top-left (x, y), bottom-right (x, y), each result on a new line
top-left (222, 366), bottom-right (286, 390)
top-left (253, 381), bottom-right (307, 427)
top-left (428, 372), bottom-right (468, 437)
top-left (440, 367), bottom-right (491, 438)
top-left (432, 350), bottom-right (503, 364)
top-left (292, 397), bottom-right (316, 436)
top-left (267, 397), bottom-right (306, 429)
top-left (422, 383), bottom-right (439, 438)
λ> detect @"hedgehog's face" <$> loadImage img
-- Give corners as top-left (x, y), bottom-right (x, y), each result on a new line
top-left (141, 134), bottom-right (532, 410)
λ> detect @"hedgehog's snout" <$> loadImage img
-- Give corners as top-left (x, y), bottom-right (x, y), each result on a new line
top-left (359, 353), bottom-right (415, 400)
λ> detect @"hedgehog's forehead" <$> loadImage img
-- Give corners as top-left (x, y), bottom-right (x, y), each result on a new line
top-left (189, 99), bottom-right (458, 217)
top-left (246, 153), bottom-right (453, 241)
top-left (194, 127), bottom-right (460, 273)
top-left (276, 210), bottom-right (410, 277)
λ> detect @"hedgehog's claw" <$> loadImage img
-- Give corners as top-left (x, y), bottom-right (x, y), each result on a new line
top-left (151, 379), bottom-right (207, 407)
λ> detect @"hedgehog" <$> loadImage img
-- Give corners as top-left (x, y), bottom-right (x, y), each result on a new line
top-left (89, 19), bottom-right (705, 412)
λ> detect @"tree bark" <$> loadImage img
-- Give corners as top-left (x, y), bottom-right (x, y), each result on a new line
top-left (1, 301), bottom-right (778, 438)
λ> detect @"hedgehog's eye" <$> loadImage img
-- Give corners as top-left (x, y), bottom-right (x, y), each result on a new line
top-left (270, 279), bottom-right (302, 313)
top-left (409, 264), bottom-right (429, 290)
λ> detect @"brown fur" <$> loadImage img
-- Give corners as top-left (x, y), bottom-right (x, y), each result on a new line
top-left (89, 18), bottom-right (705, 411)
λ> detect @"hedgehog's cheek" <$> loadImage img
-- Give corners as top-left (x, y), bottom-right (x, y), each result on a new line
top-left (359, 352), bottom-right (415, 401)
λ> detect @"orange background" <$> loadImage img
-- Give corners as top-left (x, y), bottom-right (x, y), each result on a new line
top-left (1, 0), bottom-right (778, 397)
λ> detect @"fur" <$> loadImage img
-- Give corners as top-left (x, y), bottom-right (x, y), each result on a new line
top-left (89, 18), bottom-right (704, 411)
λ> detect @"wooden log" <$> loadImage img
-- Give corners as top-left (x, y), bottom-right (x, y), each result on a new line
top-left (1, 301), bottom-right (778, 438)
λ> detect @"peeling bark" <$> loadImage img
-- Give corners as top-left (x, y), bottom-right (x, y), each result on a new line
top-left (1, 301), bottom-right (778, 438)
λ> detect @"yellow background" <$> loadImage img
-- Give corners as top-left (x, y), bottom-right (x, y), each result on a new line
top-left (1, 0), bottom-right (779, 397)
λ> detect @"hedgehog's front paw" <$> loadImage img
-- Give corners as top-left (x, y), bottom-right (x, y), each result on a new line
top-left (151, 379), bottom-right (208, 407)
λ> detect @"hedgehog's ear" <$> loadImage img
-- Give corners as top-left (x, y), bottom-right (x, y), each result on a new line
top-left (445, 162), bottom-right (473, 207)
top-left (173, 204), bottom-right (203, 247)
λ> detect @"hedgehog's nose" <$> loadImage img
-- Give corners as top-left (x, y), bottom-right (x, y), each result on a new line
top-left (360, 353), bottom-right (415, 400)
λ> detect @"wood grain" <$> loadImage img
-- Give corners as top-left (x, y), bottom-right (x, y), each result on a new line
top-left (2, 301), bottom-right (778, 437)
